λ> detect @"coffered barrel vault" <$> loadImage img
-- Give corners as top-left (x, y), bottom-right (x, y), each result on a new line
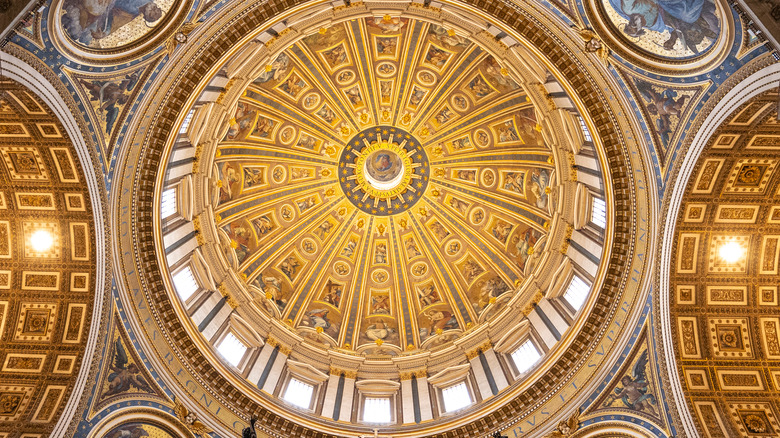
top-left (0, 79), bottom-right (98, 437)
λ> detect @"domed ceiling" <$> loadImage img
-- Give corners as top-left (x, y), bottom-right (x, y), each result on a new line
top-left (109, 0), bottom-right (656, 435)
top-left (211, 17), bottom-right (556, 354)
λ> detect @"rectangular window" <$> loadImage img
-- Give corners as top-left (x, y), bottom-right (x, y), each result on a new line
top-left (172, 266), bottom-right (198, 301)
top-left (511, 340), bottom-right (541, 373)
top-left (441, 382), bottom-right (472, 413)
top-left (160, 188), bottom-right (177, 219)
top-left (216, 332), bottom-right (248, 367)
top-left (283, 378), bottom-right (314, 409)
top-left (577, 115), bottom-right (593, 142)
top-left (591, 197), bottom-right (607, 229)
top-left (563, 275), bottom-right (589, 311)
top-left (179, 109), bottom-right (195, 134)
top-left (363, 397), bottom-right (391, 423)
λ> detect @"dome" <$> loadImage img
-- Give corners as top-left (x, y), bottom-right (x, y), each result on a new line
top-left (206, 16), bottom-right (571, 356)
top-left (145, 3), bottom-right (625, 434)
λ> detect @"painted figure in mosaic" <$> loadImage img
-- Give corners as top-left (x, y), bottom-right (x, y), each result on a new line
top-left (636, 82), bottom-right (688, 144)
top-left (104, 338), bottom-right (152, 397)
top-left (610, 0), bottom-right (719, 54)
top-left (449, 197), bottom-right (469, 215)
top-left (254, 53), bottom-right (290, 84)
top-left (503, 172), bottom-right (524, 194)
top-left (62, 0), bottom-right (164, 46)
top-left (476, 277), bottom-right (510, 309)
top-left (375, 243), bottom-right (388, 264)
top-left (405, 237), bottom-right (421, 257)
top-left (106, 424), bottom-right (150, 438)
top-left (79, 70), bottom-right (140, 135)
top-left (462, 259), bottom-right (484, 283)
top-left (341, 238), bottom-right (357, 257)
top-left (243, 168), bottom-right (264, 189)
top-left (322, 281), bottom-right (342, 307)
top-left (418, 284), bottom-right (440, 306)
top-left (604, 350), bottom-right (658, 415)
top-left (467, 75), bottom-right (492, 99)
top-left (252, 215), bottom-right (274, 236)
top-left (530, 168), bottom-right (551, 209)
top-left (425, 45), bottom-right (450, 67)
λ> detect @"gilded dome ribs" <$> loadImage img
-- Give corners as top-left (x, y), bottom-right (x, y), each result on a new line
top-left (286, 209), bottom-right (359, 326)
top-left (340, 216), bottom-right (375, 348)
top-left (348, 19), bottom-right (380, 124)
top-left (424, 199), bottom-right (521, 284)
top-left (421, 94), bottom-right (531, 146)
top-left (216, 145), bottom-right (336, 165)
top-left (432, 178), bottom-right (549, 227)
top-left (388, 219), bottom-right (417, 348)
top-left (140, 7), bottom-right (627, 436)
top-left (289, 42), bottom-right (361, 131)
top-left (241, 196), bottom-right (343, 278)
top-left (242, 87), bottom-right (346, 144)
top-left (409, 213), bottom-right (475, 328)
top-left (390, 20), bottom-right (425, 127)
top-left (409, 48), bottom-right (485, 133)
top-left (215, 179), bottom-right (336, 223)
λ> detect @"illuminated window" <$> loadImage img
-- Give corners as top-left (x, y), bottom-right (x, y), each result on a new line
top-left (563, 275), bottom-right (589, 311)
top-left (511, 340), bottom-right (541, 373)
top-left (442, 382), bottom-right (471, 413)
top-left (363, 397), bottom-right (391, 423)
top-left (217, 332), bottom-right (247, 367)
top-left (172, 266), bottom-right (198, 301)
top-left (179, 109), bottom-right (195, 134)
top-left (283, 378), bottom-right (314, 409)
top-left (160, 188), bottom-right (177, 219)
top-left (577, 115), bottom-right (593, 142)
top-left (591, 197), bottom-right (606, 229)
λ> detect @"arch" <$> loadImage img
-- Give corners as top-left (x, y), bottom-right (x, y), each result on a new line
top-left (87, 407), bottom-right (195, 438)
top-left (0, 48), bottom-right (110, 438)
top-left (572, 421), bottom-right (658, 437)
top-left (657, 61), bottom-right (780, 438)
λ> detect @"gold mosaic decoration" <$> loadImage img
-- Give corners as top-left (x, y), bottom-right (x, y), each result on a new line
top-left (671, 90), bottom-right (780, 437)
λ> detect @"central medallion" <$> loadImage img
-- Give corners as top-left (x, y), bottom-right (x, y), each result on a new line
top-left (339, 126), bottom-right (429, 216)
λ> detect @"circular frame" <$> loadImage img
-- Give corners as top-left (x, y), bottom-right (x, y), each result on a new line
top-left (112, 0), bottom-right (656, 436)
top-left (47, 0), bottom-right (193, 64)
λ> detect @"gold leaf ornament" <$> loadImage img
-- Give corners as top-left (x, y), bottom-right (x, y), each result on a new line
top-left (174, 399), bottom-right (213, 437)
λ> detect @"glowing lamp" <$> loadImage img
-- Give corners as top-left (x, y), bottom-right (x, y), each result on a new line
top-left (718, 240), bottom-right (744, 264)
top-left (30, 229), bottom-right (54, 252)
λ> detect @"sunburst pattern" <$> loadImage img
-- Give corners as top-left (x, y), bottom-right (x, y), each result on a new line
top-left (212, 17), bottom-right (556, 354)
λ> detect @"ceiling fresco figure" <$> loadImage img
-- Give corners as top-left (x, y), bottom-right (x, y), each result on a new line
top-left (604, 0), bottom-right (721, 56)
top-left (60, 0), bottom-right (167, 47)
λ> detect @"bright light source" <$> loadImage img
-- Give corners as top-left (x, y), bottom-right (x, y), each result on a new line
top-left (30, 229), bottom-right (54, 252)
top-left (719, 241), bottom-right (744, 263)
top-left (442, 382), bottom-right (472, 413)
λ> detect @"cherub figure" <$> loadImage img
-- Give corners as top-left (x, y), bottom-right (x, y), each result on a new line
top-left (103, 338), bottom-right (153, 398)
top-left (604, 350), bottom-right (658, 415)
top-left (636, 82), bottom-right (688, 145)
top-left (80, 70), bottom-right (140, 135)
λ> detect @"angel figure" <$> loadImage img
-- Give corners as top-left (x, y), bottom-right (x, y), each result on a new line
top-left (636, 81), bottom-right (688, 145)
top-left (548, 410), bottom-right (580, 437)
top-left (104, 338), bottom-right (152, 397)
top-left (574, 27), bottom-right (610, 64)
top-left (80, 70), bottom-right (140, 135)
top-left (174, 399), bottom-right (212, 437)
top-left (603, 350), bottom-right (658, 415)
